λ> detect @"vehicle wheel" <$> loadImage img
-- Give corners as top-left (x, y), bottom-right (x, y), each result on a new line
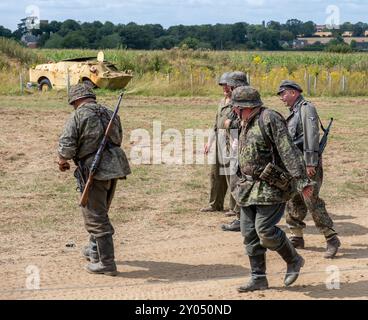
top-left (82, 79), bottom-right (95, 89)
top-left (39, 79), bottom-right (52, 92)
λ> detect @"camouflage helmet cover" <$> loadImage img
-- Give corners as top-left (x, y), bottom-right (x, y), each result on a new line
top-left (227, 71), bottom-right (249, 88)
top-left (68, 83), bottom-right (96, 105)
top-left (231, 86), bottom-right (263, 108)
top-left (277, 80), bottom-right (303, 95)
top-left (218, 71), bottom-right (231, 86)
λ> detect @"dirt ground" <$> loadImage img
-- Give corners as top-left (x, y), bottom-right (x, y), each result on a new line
top-left (0, 94), bottom-right (367, 300)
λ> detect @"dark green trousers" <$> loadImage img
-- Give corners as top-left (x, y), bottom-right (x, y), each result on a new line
top-left (81, 179), bottom-right (117, 238)
top-left (240, 203), bottom-right (287, 256)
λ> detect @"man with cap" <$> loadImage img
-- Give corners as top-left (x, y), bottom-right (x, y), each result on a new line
top-left (277, 80), bottom-right (340, 259)
top-left (232, 85), bottom-right (313, 292)
top-left (200, 71), bottom-right (246, 218)
top-left (57, 83), bottom-right (131, 276)
top-left (220, 71), bottom-right (249, 232)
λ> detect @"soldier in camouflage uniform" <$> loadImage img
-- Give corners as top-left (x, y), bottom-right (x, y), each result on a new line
top-left (232, 86), bottom-right (314, 292)
top-left (278, 80), bottom-right (341, 259)
top-left (200, 72), bottom-right (245, 216)
top-left (57, 84), bottom-right (131, 276)
top-left (221, 71), bottom-right (249, 232)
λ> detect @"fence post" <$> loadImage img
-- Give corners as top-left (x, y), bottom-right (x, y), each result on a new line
top-left (66, 69), bottom-right (70, 95)
top-left (314, 75), bottom-right (317, 94)
top-left (304, 70), bottom-right (308, 90)
top-left (341, 75), bottom-right (346, 93)
top-left (328, 72), bottom-right (332, 93)
top-left (307, 74), bottom-right (311, 96)
top-left (247, 72), bottom-right (251, 85)
top-left (20, 73), bottom-right (24, 95)
top-left (190, 72), bottom-right (193, 96)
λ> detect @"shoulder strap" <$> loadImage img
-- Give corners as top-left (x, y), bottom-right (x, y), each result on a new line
top-left (258, 108), bottom-right (273, 150)
top-left (258, 108), bottom-right (283, 164)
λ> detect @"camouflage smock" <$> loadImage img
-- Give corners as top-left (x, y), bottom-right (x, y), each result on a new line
top-left (237, 108), bottom-right (310, 206)
top-left (58, 101), bottom-right (131, 180)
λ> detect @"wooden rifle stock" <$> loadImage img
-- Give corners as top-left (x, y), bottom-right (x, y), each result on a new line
top-left (79, 174), bottom-right (94, 207)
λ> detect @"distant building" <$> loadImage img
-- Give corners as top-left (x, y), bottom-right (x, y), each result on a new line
top-left (342, 31), bottom-right (353, 37)
top-left (313, 31), bottom-right (333, 37)
top-left (40, 20), bottom-right (48, 28)
top-left (316, 25), bottom-right (326, 32)
top-left (296, 36), bottom-right (368, 50)
top-left (21, 33), bottom-right (39, 48)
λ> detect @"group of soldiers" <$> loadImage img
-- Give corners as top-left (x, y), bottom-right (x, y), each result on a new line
top-left (56, 75), bottom-right (341, 292)
top-left (200, 72), bottom-right (341, 291)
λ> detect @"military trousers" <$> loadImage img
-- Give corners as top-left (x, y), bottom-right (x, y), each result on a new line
top-left (80, 179), bottom-right (117, 238)
top-left (285, 162), bottom-right (337, 239)
top-left (240, 203), bottom-right (287, 257)
top-left (208, 160), bottom-right (238, 212)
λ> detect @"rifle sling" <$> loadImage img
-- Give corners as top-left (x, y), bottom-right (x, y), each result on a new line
top-left (75, 107), bottom-right (119, 163)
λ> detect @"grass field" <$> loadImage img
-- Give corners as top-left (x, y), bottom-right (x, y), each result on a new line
top-left (0, 93), bottom-right (367, 234)
top-left (1, 37), bottom-right (368, 96)
top-left (0, 94), bottom-right (368, 299)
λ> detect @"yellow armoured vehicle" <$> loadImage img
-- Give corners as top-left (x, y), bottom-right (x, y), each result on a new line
top-left (29, 52), bottom-right (133, 91)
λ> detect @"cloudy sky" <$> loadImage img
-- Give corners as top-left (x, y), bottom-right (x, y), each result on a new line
top-left (1, 0), bottom-right (367, 31)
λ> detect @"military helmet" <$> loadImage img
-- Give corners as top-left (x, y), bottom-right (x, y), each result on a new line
top-left (227, 71), bottom-right (249, 88)
top-left (231, 86), bottom-right (263, 108)
top-left (218, 72), bottom-right (231, 86)
top-left (68, 83), bottom-right (96, 105)
top-left (277, 80), bottom-right (303, 95)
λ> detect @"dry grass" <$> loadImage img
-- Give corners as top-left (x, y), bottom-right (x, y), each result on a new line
top-left (0, 94), bottom-right (367, 235)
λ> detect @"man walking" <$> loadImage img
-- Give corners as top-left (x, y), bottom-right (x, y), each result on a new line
top-left (278, 80), bottom-right (341, 259)
top-left (201, 72), bottom-right (245, 216)
top-left (232, 86), bottom-right (313, 292)
top-left (57, 84), bottom-right (131, 275)
top-left (221, 71), bottom-right (249, 232)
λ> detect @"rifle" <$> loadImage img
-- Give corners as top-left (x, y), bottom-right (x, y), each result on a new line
top-left (79, 92), bottom-right (124, 207)
top-left (319, 118), bottom-right (333, 155)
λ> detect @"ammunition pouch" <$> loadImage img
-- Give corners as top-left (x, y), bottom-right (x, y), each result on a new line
top-left (259, 162), bottom-right (292, 192)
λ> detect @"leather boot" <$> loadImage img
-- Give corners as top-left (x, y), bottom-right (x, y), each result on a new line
top-left (221, 219), bottom-right (240, 232)
top-left (237, 255), bottom-right (269, 292)
top-left (200, 206), bottom-right (221, 213)
top-left (289, 236), bottom-right (305, 249)
top-left (277, 239), bottom-right (305, 287)
top-left (82, 235), bottom-right (99, 263)
top-left (324, 235), bottom-right (341, 259)
top-left (86, 235), bottom-right (117, 276)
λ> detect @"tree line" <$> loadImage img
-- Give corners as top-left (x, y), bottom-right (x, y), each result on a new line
top-left (1, 19), bottom-right (368, 51)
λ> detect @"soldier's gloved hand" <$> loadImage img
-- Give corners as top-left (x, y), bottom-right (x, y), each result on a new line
top-left (58, 159), bottom-right (70, 172)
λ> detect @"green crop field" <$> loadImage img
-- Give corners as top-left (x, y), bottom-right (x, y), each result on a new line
top-left (1, 37), bottom-right (368, 96)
